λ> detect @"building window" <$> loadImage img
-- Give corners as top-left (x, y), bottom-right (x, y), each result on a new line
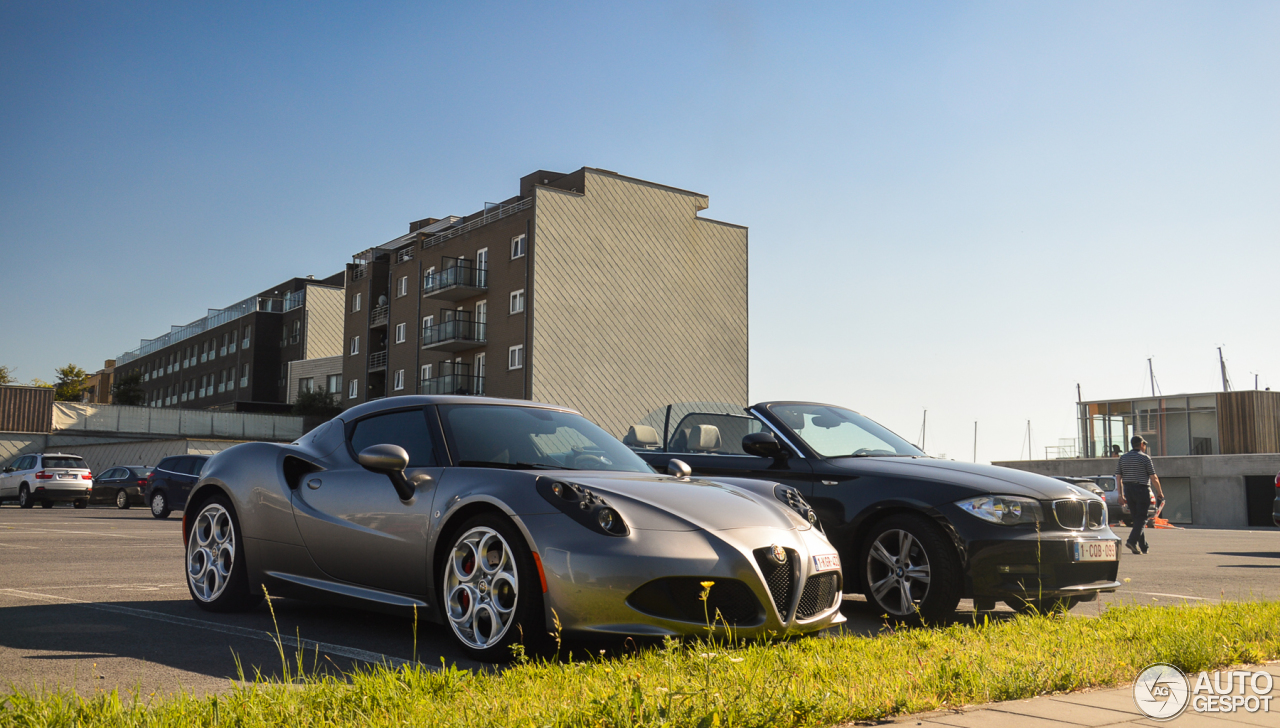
top-left (511, 234), bottom-right (526, 259)
top-left (208, 339), bottom-right (216, 360)
top-left (420, 364), bottom-right (431, 382)
top-left (476, 247), bottom-right (488, 271)
top-left (242, 326), bottom-right (251, 348)
top-left (349, 379), bottom-right (358, 399)
top-left (395, 322), bottom-right (406, 344)
top-left (475, 352), bottom-right (486, 378)
top-left (350, 336), bottom-right (360, 355)
top-left (241, 364), bottom-right (249, 388)
top-left (327, 374), bottom-right (342, 394)
top-left (299, 377), bottom-right (314, 396)
top-left (291, 320), bottom-right (301, 345)
top-left (421, 315), bottom-right (434, 338)
top-left (508, 344), bottom-right (524, 370)
top-left (397, 276), bottom-right (408, 298)
top-left (423, 266), bottom-right (436, 290)
top-left (220, 334), bottom-right (228, 356)
top-left (352, 292), bottom-right (362, 313)
top-left (510, 289), bottom-right (525, 314)
top-left (393, 369), bottom-right (405, 391)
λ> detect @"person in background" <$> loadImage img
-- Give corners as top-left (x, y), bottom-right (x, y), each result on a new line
top-left (1116, 435), bottom-right (1165, 554)
top-left (1110, 444), bottom-right (1122, 457)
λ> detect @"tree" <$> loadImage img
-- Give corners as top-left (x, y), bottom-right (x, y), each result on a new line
top-left (53, 364), bottom-right (90, 402)
top-left (0, 365), bottom-right (15, 385)
top-left (111, 371), bottom-right (146, 406)
top-left (292, 387), bottom-right (342, 418)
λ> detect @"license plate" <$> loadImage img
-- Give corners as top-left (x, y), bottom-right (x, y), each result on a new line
top-left (812, 553), bottom-right (841, 571)
top-left (1073, 540), bottom-right (1117, 562)
top-left (59, 473), bottom-right (74, 479)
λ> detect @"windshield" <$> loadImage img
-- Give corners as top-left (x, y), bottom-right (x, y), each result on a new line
top-left (439, 405), bottom-right (655, 473)
top-left (766, 404), bottom-right (923, 458)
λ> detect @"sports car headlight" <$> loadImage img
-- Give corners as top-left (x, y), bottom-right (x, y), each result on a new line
top-left (956, 495), bottom-right (1044, 525)
top-left (773, 484), bottom-right (818, 527)
top-left (537, 478), bottom-right (630, 537)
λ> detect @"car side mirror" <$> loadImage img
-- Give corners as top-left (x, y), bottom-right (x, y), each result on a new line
top-left (2, 467), bottom-right (12, 473)
top-left (666, 459), bottom-right (692, 479)
top-left (742, 432), bottom-right (788, 461)
top-left (357, 444), bottom-right (417, 501)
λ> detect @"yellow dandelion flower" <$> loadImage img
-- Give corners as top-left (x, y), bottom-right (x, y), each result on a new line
top-left (700, 580), bottom-right (715, 588)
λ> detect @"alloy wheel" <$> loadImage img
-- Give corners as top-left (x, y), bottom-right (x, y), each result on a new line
top-left (18, 488), bottom-right (27, 507)
top-left (187, 503), bottom-right (235, 602)
top-left (866, 528), bottom-right (932, 617)
top-left (444, 526), bottom-right (520, 650)
top-left (116, 490), bottom-right (128, 508)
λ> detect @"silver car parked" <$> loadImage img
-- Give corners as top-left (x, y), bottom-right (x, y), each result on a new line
top-left (0, 453), bottom-right (94, 508)
top-left (181, 396), bottom-right (847, 661)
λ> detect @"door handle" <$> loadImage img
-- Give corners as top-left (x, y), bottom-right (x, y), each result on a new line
top-left (306, 478), bottom-right (323, 490)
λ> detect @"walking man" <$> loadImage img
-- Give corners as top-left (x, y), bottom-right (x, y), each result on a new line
top-left (1116, 435), bottom-right (1165, 554)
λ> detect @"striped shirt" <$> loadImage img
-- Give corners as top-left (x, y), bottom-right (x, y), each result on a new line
top-left (1115, 449), bottom-right (1155, 486)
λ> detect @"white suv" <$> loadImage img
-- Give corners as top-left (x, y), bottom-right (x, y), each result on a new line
top-left (0, 453), bottom-right (94, 509)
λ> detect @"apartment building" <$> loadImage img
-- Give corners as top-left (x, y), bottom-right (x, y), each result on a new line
top-left (343, 167), bottom-right (748, 436)
top-left (114, 273), bottom-right (345, 412)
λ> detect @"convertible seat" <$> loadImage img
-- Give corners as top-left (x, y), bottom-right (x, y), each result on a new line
top-left (687, 424), bottom-right (723, 453)
top-left (623, 425), bottom-right (661, 450)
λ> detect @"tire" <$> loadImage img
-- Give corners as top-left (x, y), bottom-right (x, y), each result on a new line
top-left (74, 499), bottom-right (87, 509)
top-left (18, 485), bottom-right (33, 509)
top-left (860, 513), bottom-right (963, 624)
top-left (41, 500), bottom-right (54, 509)
top-left (439, 512), bottom-right (549, 662)
top-left (116, 489), bottom-right (131, 509)
top-left (186, 493), bottom-right (263, 612)
top-left (1008, 596), bottom-right (1081, 615)
top-left (150, 491), bottom-right (171, 519)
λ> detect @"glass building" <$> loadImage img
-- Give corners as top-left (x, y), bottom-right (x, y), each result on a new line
top-left (1079, 394), bottom-right (1219, 459)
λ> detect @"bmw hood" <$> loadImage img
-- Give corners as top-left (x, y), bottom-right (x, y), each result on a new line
top-left (825, 457), bottom-right (1089, 500)
top-left (551, 471), bottom-right (797, 532)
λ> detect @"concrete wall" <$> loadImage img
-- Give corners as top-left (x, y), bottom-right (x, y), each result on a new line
top-left (995, 454), bottom-right (1280, 529)
top-left (63, 439), bottom-right (247, 472)
top-left (286, 356), bottom-right (343, 404)
top-left (530, 170), bottom-right (748, 437)
top-left (304, 285), bottom-right (346, 360)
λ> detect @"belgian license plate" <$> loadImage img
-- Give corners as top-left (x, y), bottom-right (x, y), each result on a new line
top-left (1073, 540), bottom-right (1117, 562)
top-left (59, 473), bottom-right (74, 479)
top-left (812, 553), bottom-right (841, 571)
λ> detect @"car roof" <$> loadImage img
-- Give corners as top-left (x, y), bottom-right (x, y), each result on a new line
top-left (749, 401), bottom-right (864, 415)
top-left (337, 395), bottom-right (581, 423)
top-left (38, 453), bottom-right (85, 458)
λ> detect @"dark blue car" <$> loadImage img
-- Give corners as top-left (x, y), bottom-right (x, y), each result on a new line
top-left (146, 455), bottom-right (208, 519)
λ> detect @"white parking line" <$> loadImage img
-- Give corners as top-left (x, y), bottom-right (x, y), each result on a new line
top-left (1127, 590), bottom-right (1218, 602)
top-left (0, 588), bottom-right (419, 669)
top-left (0, 542), bottom-right (36, 549)
top-left (0, 528), bottom-right (172, 539)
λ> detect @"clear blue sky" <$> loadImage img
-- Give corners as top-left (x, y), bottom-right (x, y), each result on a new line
top-left (2, 2), bottom-right (1276, 462)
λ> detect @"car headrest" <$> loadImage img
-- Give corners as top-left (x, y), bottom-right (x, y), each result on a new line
top-left (623, 425), bottom-right (660, 448)
top-left (689, 424), bottom-right (722, 452)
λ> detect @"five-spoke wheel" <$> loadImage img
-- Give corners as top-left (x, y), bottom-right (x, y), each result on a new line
top-left (187, 503), bottom-right (235, 603)
top-left (116, 489), bottom-right (131, 509)
top-left (866, 528), bottom-right (931, 617)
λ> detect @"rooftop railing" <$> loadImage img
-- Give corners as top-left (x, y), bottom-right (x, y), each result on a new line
top-left (117, 296), bottom-right (283, 365)
top-left (420, 197), bottom-right (532, 249)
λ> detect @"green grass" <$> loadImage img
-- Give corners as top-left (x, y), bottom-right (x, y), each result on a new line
top-left (4, 600), bottom-right (1280, 727)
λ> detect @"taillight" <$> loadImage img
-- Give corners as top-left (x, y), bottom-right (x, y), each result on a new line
top-left (81, 474), bottom-right (92, 480)
top-left (34, 471), bottom-right (52, 480)
top-left (137, 479), bottom-right (148, 486)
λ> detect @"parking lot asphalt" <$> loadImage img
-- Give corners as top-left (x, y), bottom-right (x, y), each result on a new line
top-left (1, 505), bottom-right (1277, 698)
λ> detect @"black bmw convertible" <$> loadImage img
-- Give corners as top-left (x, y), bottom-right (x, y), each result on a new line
top-left (628, 401), bottom-right (1121, 621)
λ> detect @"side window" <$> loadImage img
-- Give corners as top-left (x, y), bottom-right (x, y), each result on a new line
top-left (667, 413), bottom-right (764, 456)
top-left (100, 468), bottom-right (121, 480)
top-left (16, 455), bottom-right (34, 471)
top-left (349, 408), bottom-right (438, 468)
top-left (189, 458), bottom-right (208, 476)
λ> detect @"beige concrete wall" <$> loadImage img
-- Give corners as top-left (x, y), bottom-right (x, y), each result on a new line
top-left (304, 285), bottom-right (346, 360)
top-left (530, 170), bottom-right (748, 437)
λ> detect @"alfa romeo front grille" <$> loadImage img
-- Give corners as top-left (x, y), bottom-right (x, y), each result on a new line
top-left (753, 547), bottom-right (797, 619)
top-left (796, 572), bottom-right (839, 619)
top-left (1053, 499), bottom-right (1106, 530)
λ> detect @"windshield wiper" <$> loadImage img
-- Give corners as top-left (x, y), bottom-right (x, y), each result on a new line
top-left (457, 460), bottom-right (573, 471)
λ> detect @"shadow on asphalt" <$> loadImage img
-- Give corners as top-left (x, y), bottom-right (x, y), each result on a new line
top-left (1209, 551), bottom-right (1280, 559)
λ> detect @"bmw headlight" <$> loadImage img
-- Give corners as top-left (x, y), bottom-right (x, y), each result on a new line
top-left (956, 495), bottom-right (1044, 525)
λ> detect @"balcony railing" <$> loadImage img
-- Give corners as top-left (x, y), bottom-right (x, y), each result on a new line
top-left (351, 265), bottom-right (367, 281)
top-left (420, 374), bottom-right (485, 396)
top-left (421, 314), bottom-right (486, 352)
top-left (420, 197), bottom-right (532, 249)
top-left (369, 350), bottom-right (388, 370)
top-left (370, 305), bottom-right (389, 327)
top-left (422, 260), bottom-right (488, 301)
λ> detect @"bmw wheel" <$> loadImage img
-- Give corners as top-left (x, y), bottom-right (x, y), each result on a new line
top-left (18, 485), bottom-right (32, 509)
top-left (116, 489), bottom-right (130, 509)
top-left (186, 494), bottom-right (262, 612)
top-left (860, 514), bottom-right (962, 624)
top-left (150, 491), bottom-right (170, 519)
top-left (441, 513), bottom-right (548, 662)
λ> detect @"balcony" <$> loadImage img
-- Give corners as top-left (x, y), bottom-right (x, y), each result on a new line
top-left (421, 313), bottom-right (486, 352)
top-left (368, 350), bottom-right (388, 371)
top-left (370, 305), bottom-right (389, 328)
top-left (420, 373), bottom-right (485, 396)
top-left (422, 260), bottom-right (487, 301)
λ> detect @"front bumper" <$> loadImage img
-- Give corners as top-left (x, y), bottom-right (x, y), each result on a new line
top-left (521, 514), bottom-right (846, 639)
top-left (33, 486), bottom-right (92, 502)
top-left (941, 505), bottom-right (1122, 601)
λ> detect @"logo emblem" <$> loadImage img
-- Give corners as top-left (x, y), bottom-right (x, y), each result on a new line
top-left (769, 544), bottom-right (787, 564)
top-left (1133, 663), bottom-right (1190, 721)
